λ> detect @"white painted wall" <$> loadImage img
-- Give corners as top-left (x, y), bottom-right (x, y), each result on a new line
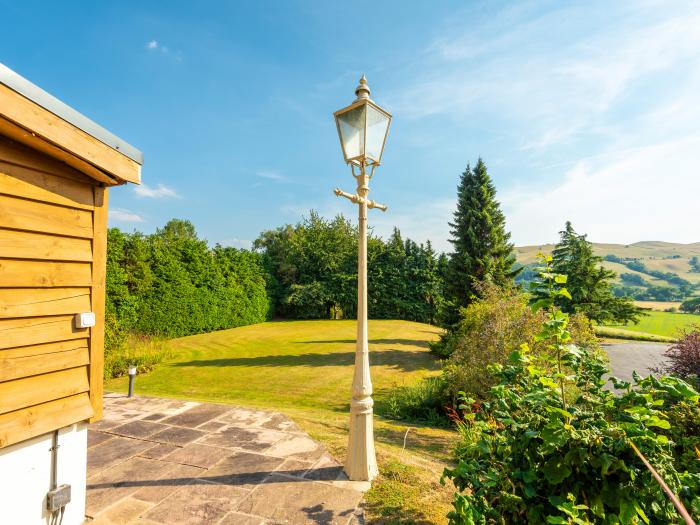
top-left (0, 423), bottom-right (87, 525)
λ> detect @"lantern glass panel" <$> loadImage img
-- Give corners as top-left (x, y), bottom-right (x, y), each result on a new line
top-left (365, 104), bottom-right (390, 163)
top-left (337, 104), bottom-right (366, 161)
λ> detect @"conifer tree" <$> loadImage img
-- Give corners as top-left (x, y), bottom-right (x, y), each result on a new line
top-left (546, 221), bottom-right (641, 324)
top-left (444, 158), bottom-right (519, 326)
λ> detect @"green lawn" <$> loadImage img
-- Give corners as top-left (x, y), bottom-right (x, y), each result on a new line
top-left (601, 310), bottom-right (700, 340)
top-left (107, 319), bottom-right (455, 524)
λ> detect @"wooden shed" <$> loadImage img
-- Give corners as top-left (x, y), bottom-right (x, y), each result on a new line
top-left (0, 63), bottom-right (142, 524)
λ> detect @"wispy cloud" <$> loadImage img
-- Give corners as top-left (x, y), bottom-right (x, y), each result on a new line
top-left (133, 183), bottom-right (179, 199)
top-left (393, 3), bottom-right (700, 149)
top-left (500, 134), bottom-right (700, 245)
top-left (146, 39), bottom-right (169, 53)
top-left (145, 39), bottom-right (181, 62)
top-left (256, 170), bottom-right (287, 182)
top-left (381, 2), bottom-right (700, 247)
top-left (219, 238), bottom-right (252, 249)
top-left (109, 208), bottom-right (145, 223)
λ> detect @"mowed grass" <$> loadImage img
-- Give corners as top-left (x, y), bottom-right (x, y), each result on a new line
top-left (601, 310), bottom-right (700, 340)
top-left (107, 319), bottom-right (442, 413)
top-left (106, 319), bottom-right (456, 523)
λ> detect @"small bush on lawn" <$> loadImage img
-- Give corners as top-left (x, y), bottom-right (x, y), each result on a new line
top-left (438, 283), bottom-right (599, 404)
top-left (104, 334), bottom-right (172, 379)
top-left (377, 377), bottom-right (450, 427)
top-left (442, 256), bottom-right (700, 524)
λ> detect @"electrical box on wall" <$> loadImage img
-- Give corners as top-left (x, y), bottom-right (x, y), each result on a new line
top-left (47, 484), bottom-right (71, 512)
top-left (74, 312), bottom-right (95, 329)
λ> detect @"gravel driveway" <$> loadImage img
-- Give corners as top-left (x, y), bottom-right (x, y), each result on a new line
top-left (603, 342), bottom-right (670, 383)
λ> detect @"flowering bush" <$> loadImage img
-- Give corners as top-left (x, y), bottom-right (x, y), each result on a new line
top-left (655, 327), bottom-right (700, 388)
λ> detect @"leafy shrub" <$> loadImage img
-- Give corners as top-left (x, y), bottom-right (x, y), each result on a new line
top-left (104, 334), bottom-right (172, 379)
top-left (657, 396), bottom-right (700, 477)
top-left (680, 298), bottom-right (700, 314)
top-left (437, 284), bottom-right (544, 397)
top-left (377, 377), bottom-right (450, 426)
top-left (442, 257), bottom-right (700, 524)
top-left (437, 283), bottom-right (599, 403)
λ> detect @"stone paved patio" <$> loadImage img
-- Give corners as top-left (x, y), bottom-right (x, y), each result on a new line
top-left (86, 394), bottom-right (366, 525)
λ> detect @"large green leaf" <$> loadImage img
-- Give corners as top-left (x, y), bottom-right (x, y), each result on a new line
top-left (542, 456), bottom-right (572, 484)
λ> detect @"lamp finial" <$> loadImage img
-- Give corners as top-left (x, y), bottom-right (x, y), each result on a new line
top-left (355, 75), bottom-right (371, 101)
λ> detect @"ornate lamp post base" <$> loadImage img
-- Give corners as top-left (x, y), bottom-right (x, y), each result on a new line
top-left (346, 396), bottom-right (378, 480)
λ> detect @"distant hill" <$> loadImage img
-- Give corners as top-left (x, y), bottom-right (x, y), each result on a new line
top-left (516, 241), bottom-right (700, 264)
top-left (515, 241), bottom-right (700, 302)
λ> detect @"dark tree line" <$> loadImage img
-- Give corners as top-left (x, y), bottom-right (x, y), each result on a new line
top-left (254, 212), bottom-right (447, 324)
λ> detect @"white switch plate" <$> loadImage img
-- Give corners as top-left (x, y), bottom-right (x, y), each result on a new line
top-left (75, 312), bottom-right (95, 328)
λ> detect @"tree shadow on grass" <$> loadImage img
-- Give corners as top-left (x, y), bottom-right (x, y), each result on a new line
top-left (172, 349), bottom-right (438, 372)
top-left (299, 338), bottom-right (431, 349)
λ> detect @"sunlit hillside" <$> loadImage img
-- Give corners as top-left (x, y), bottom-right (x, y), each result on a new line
top-left (516, 241), bottom-right (700, 294)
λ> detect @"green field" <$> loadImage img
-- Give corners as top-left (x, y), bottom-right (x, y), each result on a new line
top-left (107, 319), bottom-right (454, 523)
top-left (600, 310), bottom-right (700, 340)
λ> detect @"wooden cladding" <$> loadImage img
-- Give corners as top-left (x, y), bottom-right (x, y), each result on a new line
top-left (0, 194), bottom-right (93, 238)
top-left (0, 288), bottom-right (91, 318)
top-left (0, 229), bottom-right (92, 261)
top-left (0, 340), bottom-right (89, 382)
top-left (0, 134), bottom-right (108, 448)
top-left (0, 393), bottom-right (94, 449)
top-left (0, 315), bottom-right (89, 350)
top-left (0, 143), bottom-right (96, 205)
top-left (0, 259), bottom-right (92, 287)
top-left (0, 367), bottom-right (90, 415)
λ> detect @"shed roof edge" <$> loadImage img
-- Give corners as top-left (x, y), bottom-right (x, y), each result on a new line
top-left (0, 63), bottom-right (143, 166)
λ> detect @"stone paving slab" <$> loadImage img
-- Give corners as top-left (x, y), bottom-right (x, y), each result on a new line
top-left (86, 394), bottom-right (365, 525)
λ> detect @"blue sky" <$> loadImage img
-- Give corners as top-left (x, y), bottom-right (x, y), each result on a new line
top-left (2, 1), bottom-right (699, 252)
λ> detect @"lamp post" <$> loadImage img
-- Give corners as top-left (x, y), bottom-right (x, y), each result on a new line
top-left (333, 75), bottom-right (391, 482)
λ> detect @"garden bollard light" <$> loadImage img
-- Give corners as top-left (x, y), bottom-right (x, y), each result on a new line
top-left (127, 366), bottom-right (137, 397)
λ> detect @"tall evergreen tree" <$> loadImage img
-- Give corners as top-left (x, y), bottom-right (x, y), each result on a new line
top-left (547, 221), bottom-right (642, 324)
top-left (444, 158), bottom-right (519, 326)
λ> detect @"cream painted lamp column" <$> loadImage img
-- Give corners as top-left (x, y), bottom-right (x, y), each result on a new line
top-left (333, 76), bottom-right (391, 482)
